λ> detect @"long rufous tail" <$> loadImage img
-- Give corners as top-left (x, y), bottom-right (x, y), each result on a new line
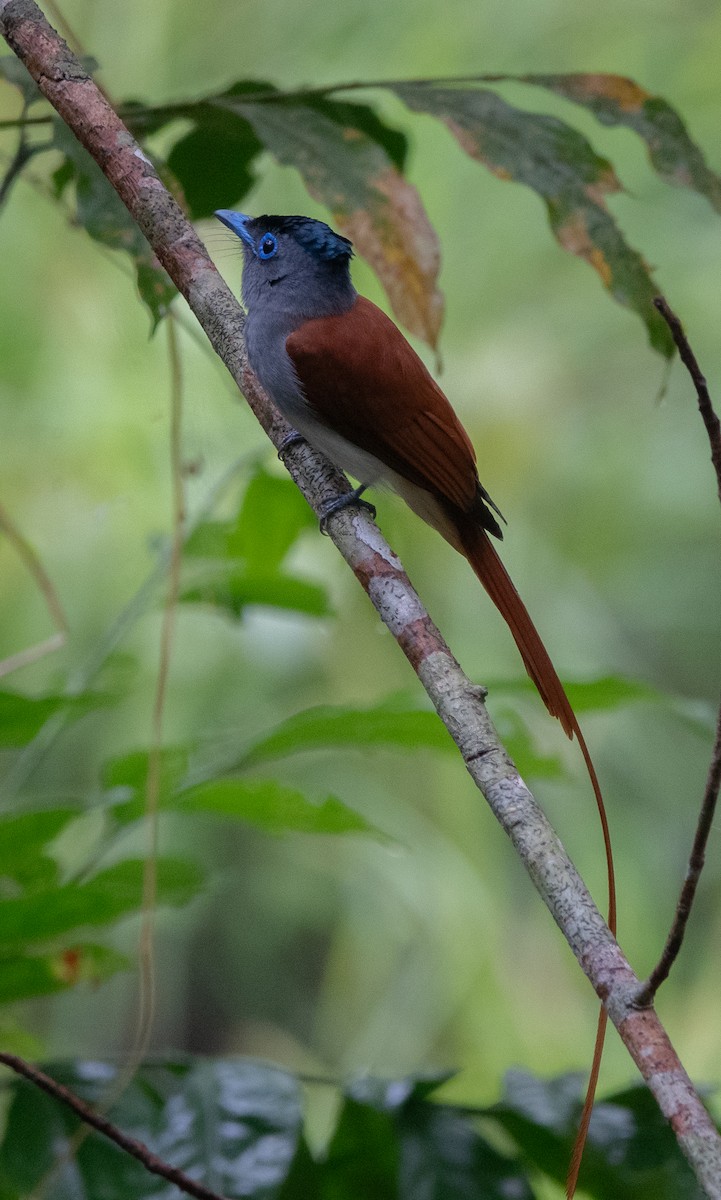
top-left (457, 520), bottom-right (616, 1199)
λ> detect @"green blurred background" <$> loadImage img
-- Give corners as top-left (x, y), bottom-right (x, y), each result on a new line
top-left (2, 0), bottom-right (721, 1155)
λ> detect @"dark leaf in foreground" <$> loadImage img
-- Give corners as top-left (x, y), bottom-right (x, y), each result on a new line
top-left (0, 859), bottom-right (202, 950)
top-left (394, 83), bottom-right (673, 355)
top-left (523, 73), bottom-right (721, 213)
top-left (488, 1071), bottom-right (706, 1198)
top-left (216, 87), bottom-right (444, 349)
top-left (167, 111), bottom-right (262, 219)
top-left (52, 122), bottom-right (175, 331)
top-left (236, 699), bottom-right (455, 769)
top-left (0, 689), bottom-right (103, 747)
top-left (0, 1059), bottom-right (304, 1200)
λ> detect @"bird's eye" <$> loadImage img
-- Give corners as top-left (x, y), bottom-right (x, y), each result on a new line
top-left (258, 233), bottom-right (278, 260)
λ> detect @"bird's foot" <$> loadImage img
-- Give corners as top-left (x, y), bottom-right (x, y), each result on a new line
top-left (277, 430), bottom-right (306, 461)
top-left (319, 486), bottom-right (376, 534)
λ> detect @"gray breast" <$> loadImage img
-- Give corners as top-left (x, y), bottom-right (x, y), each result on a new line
top-left (245, 312), bottom-right (309, 428)
top-left (243, 309), bottom-right (387, 487)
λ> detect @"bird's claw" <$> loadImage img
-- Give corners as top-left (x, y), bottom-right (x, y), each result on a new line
top-left (319, 490), bottom-right (376, 534)
top-left (277, 430), bottom-right (305, 462)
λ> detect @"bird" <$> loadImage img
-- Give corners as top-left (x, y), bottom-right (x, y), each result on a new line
top-left (215, 209), bottom-right (615, 1195)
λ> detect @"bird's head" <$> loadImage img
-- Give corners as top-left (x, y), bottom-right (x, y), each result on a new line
top-left (214, 211), bottom-right (356, 320)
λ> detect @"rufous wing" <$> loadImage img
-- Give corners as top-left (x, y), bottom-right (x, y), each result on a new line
top-left (286, 296), bottom-right (479, 512)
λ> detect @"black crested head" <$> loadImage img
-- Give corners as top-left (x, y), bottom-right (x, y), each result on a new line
top-left (214, 210), bottom-right (357, 322)
top-left (250, 215), bottom-right (354, 262)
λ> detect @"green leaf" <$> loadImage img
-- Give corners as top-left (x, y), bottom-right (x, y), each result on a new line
top-left (523, 73), bottom-right (721, 213)
top-left (0, 808), bottom-right (78, 890)
top-left (276, 1136), bottom-right (324, 1198)
top-left (184, 1059), bottom-right (304, 1197)
top-left (0, 1059), bottom-right (304, 1200)
top-left (101, 745), bottom-right (191, 824)
top-left (0, 1072), bottom-right (73, 1197)
top-left (0, 690), bottom-right (102, 748)
top-left (324, 1096), bottom-right (400, 1199)
top-left (348, 1072), bottom-right (456, 1109)
top-left (120, 98), bottom-right (188, 137)
top-left (592, 1083), bottom-right (708, 1193)
top-left (52, 121), bottom-right (176, 331)
top-left (560, 675), bottom-right (663, 713)
top-left (135, 258), bottom-right (177, 328)
top-left (183, 471), bottom-right (328, 616)
top-left (487, 1069), bottom-right (583, 1183)
top-left (236, 469), bottom-right (317, 571)
top-left (102, 745), bottom-right (189, 813)
top-left (216, 88), bottom-right (443, 350)
top-left (178, 778), bottom-right (380, 837)
top-left (496, 710), bottom-right (565, 780)
top-left (331, 1075), bottom-right (535, 1200)
top-left (52, 122), bottom-right (144, 252)
top-left (236, 701), bottom-right (454, 770)
top-left (395, 1097), bottom-right (536, 1199)
top-left (488, 1072), bottom-right (705, 1198)
top-left (180, 567), bottom-right (331, 618)
top-left (128, 79), bottom-right (408, 166)
top-left (102, 747), bottom-right (383, 838)
top-left (167, 112), bottom-right (262, 220)
top-left (490, 673), bottom-right (663, 713)
top-left (185, 469), bottom-right (317, 571)
top-left (182, 517), bottom-right (236, 558)
top-left (0, 859), bottom-right (202, 951)
top-left (394, 83), bottom-right (673, 356)
top-left (0, 945), bottom-right (128, 1004)
top-left (308, 95), bottom-right (409, 171)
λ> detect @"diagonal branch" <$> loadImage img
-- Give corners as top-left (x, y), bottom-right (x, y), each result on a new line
top-left (0, 1053), bottom-right (228, 1200)
top-left (1, 2), bottom-right (720, 1195)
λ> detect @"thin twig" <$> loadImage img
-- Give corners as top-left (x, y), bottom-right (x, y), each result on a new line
top-left (654, 297), bottom-right (721, 503)
top-left (0, 498), bottom-right (69, 680)
top-left (0, 71), bottom-right (523, 133)
top-left (637, 701), bottom-right (721, 1004)
top-left (136, 314), bottom-right (185, 1059)
top-left (0, 1054), bottom-right (228, 1200)
top-left (634, 299), bottom-right (721, 1006)
top-left (33, 318), bottom-right (191, 1199)
top-left (0, 631), bottom-right (65, 678)
top-left (0, 499), bottom-right (69, 636)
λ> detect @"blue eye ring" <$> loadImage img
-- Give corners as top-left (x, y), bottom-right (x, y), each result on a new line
top-left (258, 232), bottom-right (278, 260)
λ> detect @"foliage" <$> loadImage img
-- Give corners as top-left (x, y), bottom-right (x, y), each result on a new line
top-left (0, 459), bottom-right (697, 1188)
top-left (3, 63), bottom-right (721, 349)
top-left (0, 465), bottom-right (667, 1010)
top-left (0, 1060), bottom-right (708, 1198)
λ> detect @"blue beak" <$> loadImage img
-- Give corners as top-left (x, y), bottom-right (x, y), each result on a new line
top-left (214, 209), bottom-right (255, 251)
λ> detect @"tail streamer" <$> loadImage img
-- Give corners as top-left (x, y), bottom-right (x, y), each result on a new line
top-left (458, 522), bottom-right (616, 1197)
